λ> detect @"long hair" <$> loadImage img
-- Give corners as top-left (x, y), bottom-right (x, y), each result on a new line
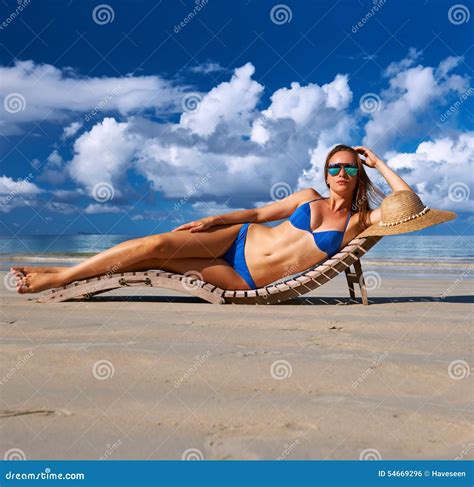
top-left (323, 144), bottom-right (384, 230)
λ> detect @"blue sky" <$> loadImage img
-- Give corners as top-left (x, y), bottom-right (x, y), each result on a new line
top-left (0, 0), bottom-right (473, 236)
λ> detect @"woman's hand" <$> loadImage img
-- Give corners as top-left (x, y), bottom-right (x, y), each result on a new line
top-left (353, 146), bottom-right (383, 169)
top-left (171, 216), bottom-right (216, 232)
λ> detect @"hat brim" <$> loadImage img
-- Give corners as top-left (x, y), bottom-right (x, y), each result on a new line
top-left (358, 209), bottom-right (457, 237)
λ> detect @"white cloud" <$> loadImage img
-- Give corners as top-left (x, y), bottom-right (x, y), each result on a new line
top-left (0, 60), bottom-right (188, 134)
top-left (0, 175), bottom-right (41, 195)
top-left (189, 61), bottom-right (226, 74)
top-left (261, 74), bottom-right (352, 126)
top-left (363, 54), bottom-right (469, 152)
top-left (384, 132), bottom-right (474, 212)
top-left (384, 47), bottom-right (422, 77)
top-left (84, 203), bottom-right (122, 214)
top-left (68, 117), bottom-right (141, 195)
top-left (62, 121), bottom-right (83, 139)
top-left (179, 62), bottom-right (264, 137)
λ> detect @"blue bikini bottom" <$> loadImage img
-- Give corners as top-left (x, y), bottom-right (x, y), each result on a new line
top-left (222, 223), bottom-right (257, 289)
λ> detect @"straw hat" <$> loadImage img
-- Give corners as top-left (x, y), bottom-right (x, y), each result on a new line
top-left (359, 190), bottom-right (457, 237)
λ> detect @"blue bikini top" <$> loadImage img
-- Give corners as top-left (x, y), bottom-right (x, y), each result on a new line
top-left (289, 197), bottom-right (351, 256)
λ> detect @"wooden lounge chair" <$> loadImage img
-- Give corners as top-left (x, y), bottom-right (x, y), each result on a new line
top-left (37, 236), bottom-right (382, 305)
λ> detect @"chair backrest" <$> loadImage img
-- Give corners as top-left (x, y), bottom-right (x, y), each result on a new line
top-left (222, 236), bottom-right (383, 304)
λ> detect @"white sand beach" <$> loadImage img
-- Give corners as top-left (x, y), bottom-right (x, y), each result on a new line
top-left (1, 269), bottom-right (472, 460)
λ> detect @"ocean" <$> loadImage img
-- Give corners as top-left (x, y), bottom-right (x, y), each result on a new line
top-left (1, 234), bottom-right (473, 279)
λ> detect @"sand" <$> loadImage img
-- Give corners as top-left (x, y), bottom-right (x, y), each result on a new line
top-left (1, 268), bottom-right (472, 460)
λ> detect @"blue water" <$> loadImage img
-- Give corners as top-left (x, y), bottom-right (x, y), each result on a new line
top-left (0, 234), bottom-right (472, 262)
top-left (0, 234), bottom-right (473, 279)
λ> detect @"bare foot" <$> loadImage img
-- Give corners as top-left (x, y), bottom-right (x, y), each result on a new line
top-left (15, 272), bottom-right (64, 294)
top-left (11, 266), bottom-right (65, 275)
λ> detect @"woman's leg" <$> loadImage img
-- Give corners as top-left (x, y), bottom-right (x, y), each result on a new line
top-left (15, 225), bottom-right (243, 293)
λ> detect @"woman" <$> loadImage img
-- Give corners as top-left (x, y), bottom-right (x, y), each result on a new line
top-left (13, 145), bottom-right (413, 294)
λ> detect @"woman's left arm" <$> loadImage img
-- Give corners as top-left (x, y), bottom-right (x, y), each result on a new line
top-left (354, 146), bottom-right (413, 192)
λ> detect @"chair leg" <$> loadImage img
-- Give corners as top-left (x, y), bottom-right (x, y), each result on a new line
top-left (345, 260), bottom-right (369, 305)
top-left (353, 259), bottom-right (369, 305)
top-left (344, 268), bottom-right (356, 300)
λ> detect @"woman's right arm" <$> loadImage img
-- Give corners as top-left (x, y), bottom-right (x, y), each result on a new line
top-left (172, 188), bottom-right (321, 232)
